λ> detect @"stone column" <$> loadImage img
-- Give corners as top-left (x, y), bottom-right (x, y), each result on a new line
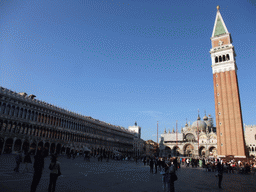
top-left (1, 137), bottom-right (7, 154)
top-left (12, 137), bottom-right (17, 153)
top-left (21, 139), bottom-right (25, 151)
top-left (38, 129), bottom-right (42, 137)
top-left (35, 142), bottom-right (38, 154)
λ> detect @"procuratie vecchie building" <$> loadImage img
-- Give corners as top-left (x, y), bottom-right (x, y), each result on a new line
top-left (0, 86), bottom-right (135, 156)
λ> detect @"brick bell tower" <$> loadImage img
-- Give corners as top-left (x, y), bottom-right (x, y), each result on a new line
top-left (210, 6), bottom-right (246, 158)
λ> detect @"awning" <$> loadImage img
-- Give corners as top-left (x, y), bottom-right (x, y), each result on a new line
top-left (83, 147), bottom-right (91, 152)
top-left (113, 150), bottom-right (122, 154)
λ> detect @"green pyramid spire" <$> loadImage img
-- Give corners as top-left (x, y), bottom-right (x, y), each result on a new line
top-left (214, 16), bottom-right (226, 37)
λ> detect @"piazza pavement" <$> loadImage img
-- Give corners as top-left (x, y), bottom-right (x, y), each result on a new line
top-left (0, 154), bottom-right (256, 192)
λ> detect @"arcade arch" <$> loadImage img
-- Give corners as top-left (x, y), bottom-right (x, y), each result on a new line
top-left (209, 146), bottom-right (217, 156)
top-left (184, 144), bottom-right (194, 157)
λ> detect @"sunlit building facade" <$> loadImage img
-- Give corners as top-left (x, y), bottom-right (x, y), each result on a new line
top-left (159, 114), bottom-right (218, 157)
top-left (244, 125), bottom-right (256, 157)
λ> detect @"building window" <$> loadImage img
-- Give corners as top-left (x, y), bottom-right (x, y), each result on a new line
top-left (226, 54), bottom-right (230, 60)
top-left (216, 74), bottom-right (218, 78)
top-left (219, 122), bottom-right (222, 125)
top-left (220, 133), bottom-right (222, 136)
top-left (218, 102), bottom-right (220, 105)
top-left (218, 112), bottom-right (221, 115)
top-left (215, 57), bottom-right (218, 63)
top-left (255, 134), bottom-right (256, 140)
top-left (221, 143), bottom-right (223, 146)
top-left (223, 55), bottom-right (226, 61)
top-left (216, 84), bottom-right (219, 87)
top-left (217, 93), bottom-right (220, 96)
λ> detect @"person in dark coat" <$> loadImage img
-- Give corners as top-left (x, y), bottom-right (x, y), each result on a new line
top-left (30, 149), bottom-right (45, 192)
top-left (154, 159), bottom-right (158, 174)
top-left (150, 159), bottom-right (154, 174)
top-left (23, 150), bottom-right (32, 173)
top-left (217, 159), bottom-right (224, 189)
top-left (14, 150), bottom-right (22, 172)
top-left (173, 157), bottom-right (178, 171)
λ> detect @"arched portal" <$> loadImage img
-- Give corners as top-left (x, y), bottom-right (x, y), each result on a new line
top-left (185, 133), bottom-right (196, 142)
top-left (199, 146), bottom-right (206, 156)
top-left (14, 139), bottom-right (22, 152)
top-left (22, 140), bottom-right (30, 152)
top-left (50, 143), bottom-right (56, 154)
top-left (184, 144), bottom-right (194, 157)
top-left (172, 146), bottom-right (180, 156)
top-left (30, 143), bottom-right (37, 155)
top-left (61, 146), bottom-right (65, 154)
top-left (56, 143), bottom-right (61, 154)
top-left (4, 138), bottom-right (13, 154)
top-left (66, 147), bottom-right (70, 155)
top-left (209, 146), bottom-right (217, 156)
top-left (165, 146), bottom-right (172, 157)
top-left (38, 141), bottom-right (44, 149)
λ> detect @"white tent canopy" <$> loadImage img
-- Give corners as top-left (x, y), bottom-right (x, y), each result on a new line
top-left (83, 147), bottom-right (91, 152)
top-left (113, 150), bottom-right (122, 154)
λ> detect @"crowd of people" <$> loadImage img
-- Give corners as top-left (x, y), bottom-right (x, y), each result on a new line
top-left (141, 156), bottom-right (256, 191)
top-left (10, 149), bottom-right (256, 192)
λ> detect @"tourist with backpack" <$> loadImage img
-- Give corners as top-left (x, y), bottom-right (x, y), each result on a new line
top-left (48, 155), bottom-right (61, 192)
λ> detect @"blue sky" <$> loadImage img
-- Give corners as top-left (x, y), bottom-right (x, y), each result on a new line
top-left (1, 0), bottom-right (255, 142)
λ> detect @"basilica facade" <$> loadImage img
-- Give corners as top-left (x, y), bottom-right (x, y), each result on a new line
top-left (0, 86), bottom-right (135, 156)
top-left (159, 114), bottom-right (217, 158)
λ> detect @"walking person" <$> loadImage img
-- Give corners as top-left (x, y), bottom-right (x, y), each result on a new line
top-left (150, 159), bottom-right (154, 174)
top-left (154, 158), bottom-right (158, 174)
top-left (160, 163), bottom-right (169, 192)
top-left (30, 149), bottom-right (45, 192)
top-left (173, 157), bottom-right (178, 171)
top-left (23, 150), bottom-right (32, 173)
top-left (48, 155), bottom-right (61, 192)
top-left (167, 161), bottom-right (177, 192)
top-left (186, 158), bottom-right (190, 167)
top-left (14, 150), bottom-right (22, 172)
top-left (217, 159), bottom-right (224, 189)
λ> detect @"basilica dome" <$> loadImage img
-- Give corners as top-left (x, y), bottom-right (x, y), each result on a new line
top-left (191, 116), bottom-right (207, 132)
top-left (205, 120), bottom-right (213, 128)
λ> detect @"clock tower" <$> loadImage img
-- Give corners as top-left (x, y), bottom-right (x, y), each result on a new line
top-left (210, 6), bottom-right (246, 158)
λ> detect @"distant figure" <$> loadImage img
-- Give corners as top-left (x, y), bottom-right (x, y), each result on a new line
top-left (186, 158), bottom-right (190, 167)
top-left (30, 150), bottom-right (45, 192)
top-left (48, 155), bottom-right (61, 192)
top-left (14, 150), bottom-right (22, 172)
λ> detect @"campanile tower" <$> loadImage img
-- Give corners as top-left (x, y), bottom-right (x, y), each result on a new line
top-left (210, 6), bottom-right (246, 158)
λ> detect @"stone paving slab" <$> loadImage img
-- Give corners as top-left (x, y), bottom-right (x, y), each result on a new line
top-left (0, 155), bottom-right (256, 192)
